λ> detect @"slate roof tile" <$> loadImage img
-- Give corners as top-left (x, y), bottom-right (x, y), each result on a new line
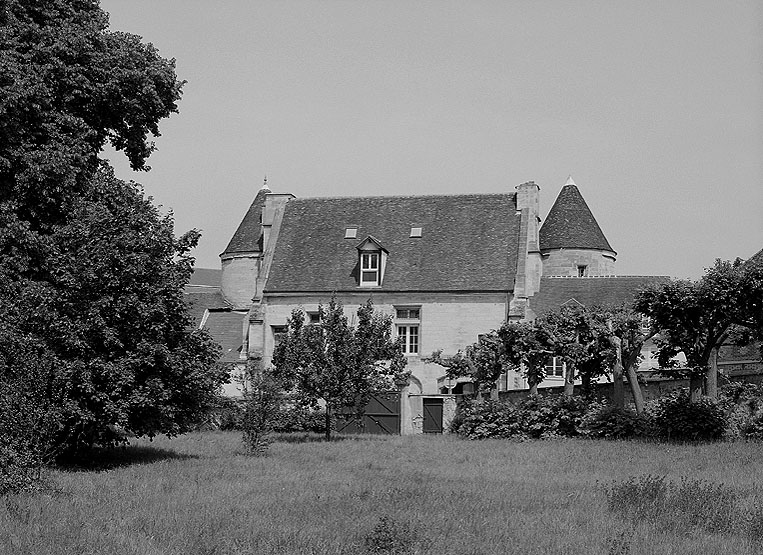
top-left (203, 310), bottom-right (245, 364)
top-left (265, 193), bottom-right (521, 292)
top-left (539, 183), bottom-right (614, 252)
top-left (530, 276), bottom-right (669, 315)
top-left (189, 268), bottom-right (222, 287)
top-left (221, 188), bottom-right (268, 255)
top-left (184, 287), bottom-right (229, 327)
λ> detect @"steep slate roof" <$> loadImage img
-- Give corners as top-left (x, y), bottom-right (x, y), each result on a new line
top-left (184, 288), bottom-right (229, 327)
top-left (203, 310), bottom-right (245, 364)
top-left (189, 268), bottom-right (222, 287)
top-left (265, 194), bottom-right (521, 292)
top-left (530, 276), bottom-right (669, 316)
top-left (539, 181), bottom-right (615, 253)
top-left (221, 187), bottom-right (269, 255)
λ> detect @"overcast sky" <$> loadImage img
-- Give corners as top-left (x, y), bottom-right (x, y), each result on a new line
top-left (100, 0), bottom-right (762, 279)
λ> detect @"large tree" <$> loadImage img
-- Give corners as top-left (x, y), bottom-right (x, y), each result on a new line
top-left (634, 258), bottom-right (763, 401)
top-left (271, 299), bottom-right (408, 440)
top-left (0, 1), bottom-right (223, 452)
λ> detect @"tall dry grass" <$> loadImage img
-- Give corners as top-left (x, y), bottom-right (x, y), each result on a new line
top-left (2, 433), bottom-right (763, 554)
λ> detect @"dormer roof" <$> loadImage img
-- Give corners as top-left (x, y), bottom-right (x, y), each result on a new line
top-left (539, 180), bottom-right (615, 253)
top-left (355, 235), bottom-right (389, 253)
top-left (221, 186), bottom-right (269, 256)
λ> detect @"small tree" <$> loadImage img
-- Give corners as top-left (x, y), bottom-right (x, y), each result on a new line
top-left (240, 364), bottom-right (284, 455)
top-left (271, 298), bottom-right (407, 440)
top-left (497, 321), bottom-right (552, 395)
top-left (635, 259), bottom-right (763, 400)
top-left (537, 306), bottom-right (603, 397)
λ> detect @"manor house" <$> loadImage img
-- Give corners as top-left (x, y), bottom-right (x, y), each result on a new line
top-left (193, 177), bottom-right (664, 432)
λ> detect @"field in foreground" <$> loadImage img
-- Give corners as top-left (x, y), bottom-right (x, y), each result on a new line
top-left (3, 433), bottom-right (763, 555)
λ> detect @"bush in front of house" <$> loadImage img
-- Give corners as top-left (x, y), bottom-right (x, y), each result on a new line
top-left (648, 390), bottom-right (726, 441)
top-left (517, 394), bottom-right (589, 439)
top-left (450, 399), bottom-right (521, 439)
top-left (452, 394), bottom-right (591, 439)
top-left (273, 404), bottom-right (328, 434)
top-left (718, 382), bottom-right (763, 440)
top-left (580, 402), bottom-right (649, 439)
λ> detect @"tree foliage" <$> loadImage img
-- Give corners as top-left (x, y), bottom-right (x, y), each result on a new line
top-left (271, 298), bottom-right (408, 440)
top-left (634, 259), bottom-right (763, 399)
top-left (425, 331), bottom-right (507, 395)
top-left (0, 1), bottom-right (223, 455)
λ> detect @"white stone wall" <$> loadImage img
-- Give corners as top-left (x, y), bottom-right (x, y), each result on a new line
top-left (220, 255), bottom-right (260, 309)
top-left (259, 292), bottom-right (508, 393)
top-left (541, 248), bottom-right (616, 277)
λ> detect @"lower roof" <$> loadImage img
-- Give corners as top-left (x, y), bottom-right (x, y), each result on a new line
top-left (529, 276), bottom-right (669, 316)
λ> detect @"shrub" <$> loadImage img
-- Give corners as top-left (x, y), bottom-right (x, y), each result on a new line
top-left (241, 370), bottom-right (284, 455)
top-left (0, 382), bottom-right (60, 494)
top-left (516, 394), bottom-right (589, 439)
top-left (719, 382), bottom-right (763, 440)
top-left (273, 404), bottom-right (328, 434)
top-left (581, 403), bottom-right (649, 439)
top-left (451, 394), bottom-right (590, 440)
top-left (449, 399), bottom-right (521, 439)
top-left (648, 391), bottom-right (726, 441)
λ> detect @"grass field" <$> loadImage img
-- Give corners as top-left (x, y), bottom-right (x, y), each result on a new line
top-left (3, 432), bottom-right (763, 554)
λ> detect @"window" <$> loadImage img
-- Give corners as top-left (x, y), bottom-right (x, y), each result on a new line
top-left (395, 306), bottom-right (421, 355)
top-left (356, 236), bottom-right (387, 287)
top-left (409, 226), bottom-right (422, 238)
top-left (577, 265), bottom-right (588, 277)
top-left (396, 308), bottom-right (420, 319)
top-left (307, 311), bottom-right (321, 324)
top-left (360, 252), bottom-right (380, 286)
top-left (545, 356), bottom-right (565, 378)
top-left (344, 227), bottom-right (357, 239)
top-left (272, 325), bottom-right (288, 348)
top-left (397, 325), bottom-right (419, 355)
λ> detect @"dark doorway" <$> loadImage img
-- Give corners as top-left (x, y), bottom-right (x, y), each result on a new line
top-left (336, 392), bottom-right (401, 435)
top-left (422, 397), bottom-right (443, 433)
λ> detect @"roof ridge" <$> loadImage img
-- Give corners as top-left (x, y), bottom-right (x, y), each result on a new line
top-left (541, 275), bottom-right (670, 279)
top-left (292, 192), bottom-right (515, 201)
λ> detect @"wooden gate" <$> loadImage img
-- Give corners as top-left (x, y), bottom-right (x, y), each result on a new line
top-left (336, 392), bottom-right (401, 435)
top-left (422, 397), bottom-right (443, 433)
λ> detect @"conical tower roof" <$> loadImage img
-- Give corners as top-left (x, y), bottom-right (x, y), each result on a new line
top-left (220, 182), bottom-right (270, 256)
top-left (539, 177), bottom-right (615, 253)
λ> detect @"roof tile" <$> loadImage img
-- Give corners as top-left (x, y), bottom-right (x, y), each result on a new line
top-left (539, 183), bottom-right (614, 253)
top-left (265, 194), bottom-right (521, 292)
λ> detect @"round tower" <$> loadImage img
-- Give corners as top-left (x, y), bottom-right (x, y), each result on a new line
top-left (219, 179), bottom-right (270, 308)
top-left (539, 176), bottom-right (616, 277)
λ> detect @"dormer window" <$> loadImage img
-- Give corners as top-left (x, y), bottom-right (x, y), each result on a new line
top-left (356, 235), bottom-right (388, 287)
top-left (361, 252), bottom-right (380, 285)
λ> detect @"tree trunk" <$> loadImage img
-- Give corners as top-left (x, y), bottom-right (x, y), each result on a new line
top-left (563, 363), bottom-right (575, 396)
top-left (689, 376), bottom-right (703, 402)
top-left (325, 405), bottom-right (331, 441)
top-left (706, 347), bottom-right (719, 401)
top-left (624, 364), bottom-right (644, 414)
top-left (610, 336), bottom-right (625, 409)
top-left (528, 378), bottom-right (538, 396)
